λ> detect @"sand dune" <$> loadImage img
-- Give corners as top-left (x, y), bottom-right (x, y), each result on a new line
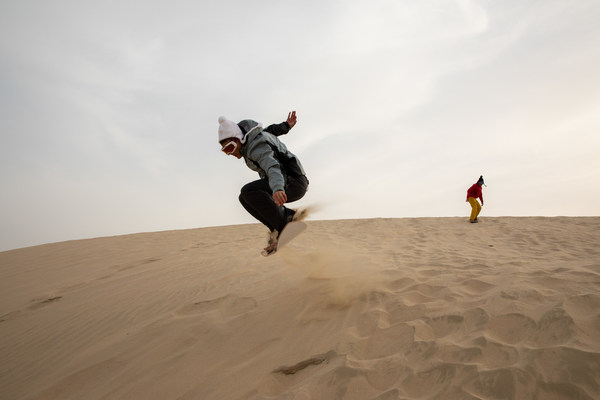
top-left (1, 217), bottom-right (599, 399)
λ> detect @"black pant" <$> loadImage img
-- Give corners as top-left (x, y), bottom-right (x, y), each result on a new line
top-left (239, 175), bottom-right (309, 232)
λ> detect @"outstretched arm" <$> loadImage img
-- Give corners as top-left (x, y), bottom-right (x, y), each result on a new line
top-left (264, 111), bottom-right (298, 136)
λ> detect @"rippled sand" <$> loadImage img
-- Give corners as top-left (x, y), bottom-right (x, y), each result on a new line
top-left (1, 217), bottom-right (599, 399)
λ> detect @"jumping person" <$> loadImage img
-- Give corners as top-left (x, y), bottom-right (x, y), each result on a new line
top-left (218, 111), bottom-right (309, 254)
top-left (466, 175), bottom-right (485, 223)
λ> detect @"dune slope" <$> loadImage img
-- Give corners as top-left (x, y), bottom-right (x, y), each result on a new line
top-left (1, 217), bottom-right (599, 400)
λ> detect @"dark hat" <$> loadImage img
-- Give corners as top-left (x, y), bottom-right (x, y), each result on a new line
top-left (477, 175), bottom-right (485, 185)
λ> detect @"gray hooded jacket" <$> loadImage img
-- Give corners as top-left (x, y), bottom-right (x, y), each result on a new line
top-left (238, 119), bottom-right (306, 194)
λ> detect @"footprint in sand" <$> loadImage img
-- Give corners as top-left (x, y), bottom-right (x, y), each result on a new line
top-left (175, 294), bottom-right (257, 318)
top-left (272, 350), bottom-right (336, 375)
top-left (27, 296), bottom-right (63, 311)
top-left (1, 295), bottom-right (64, 323)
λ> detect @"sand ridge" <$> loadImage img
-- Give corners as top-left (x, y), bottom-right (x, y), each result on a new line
top-left (1, 217), bottom-right (599, 399)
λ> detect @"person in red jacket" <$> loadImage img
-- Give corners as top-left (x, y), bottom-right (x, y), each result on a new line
top-left (466, 176), bottom-right (485, 223)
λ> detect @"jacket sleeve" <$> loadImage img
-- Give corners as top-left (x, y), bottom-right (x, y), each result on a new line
top-left (263, 121), bottom-right (290, 137)
top-left (248, 142), bottom-right (286, 193)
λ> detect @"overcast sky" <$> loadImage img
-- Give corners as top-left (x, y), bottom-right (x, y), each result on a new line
top-left (1, 0), bottom-right (599, 251)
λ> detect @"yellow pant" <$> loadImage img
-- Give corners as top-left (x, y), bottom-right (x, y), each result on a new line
top-left (468, 197), bottom-right (481, 221)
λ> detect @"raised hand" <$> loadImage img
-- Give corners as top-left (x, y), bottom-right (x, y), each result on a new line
top-left (286, 111), bottom-right (297, 129)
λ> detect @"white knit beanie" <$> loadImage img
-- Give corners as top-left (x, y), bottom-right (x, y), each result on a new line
top-left (218, 116), bottom-right (243, 143)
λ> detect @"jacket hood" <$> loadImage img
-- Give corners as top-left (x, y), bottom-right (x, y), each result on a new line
top-left (237, 119), bottom-right (263, 144)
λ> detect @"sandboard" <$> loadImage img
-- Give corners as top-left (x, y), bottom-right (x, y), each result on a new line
top-left (261, 221), bottom-right (307, 257)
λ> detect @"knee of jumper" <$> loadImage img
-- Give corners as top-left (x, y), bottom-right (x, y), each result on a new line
top-left (239, 186), bottom-right (270, 204)
top-left (238, 187), bottom-right (250, 204)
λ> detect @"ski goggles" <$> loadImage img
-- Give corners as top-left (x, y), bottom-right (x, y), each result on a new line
top-left (220, 139), bottom-right (238, 155)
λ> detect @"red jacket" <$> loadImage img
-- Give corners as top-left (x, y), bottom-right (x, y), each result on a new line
top-left (467, 183), bottom-right (483, 202)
